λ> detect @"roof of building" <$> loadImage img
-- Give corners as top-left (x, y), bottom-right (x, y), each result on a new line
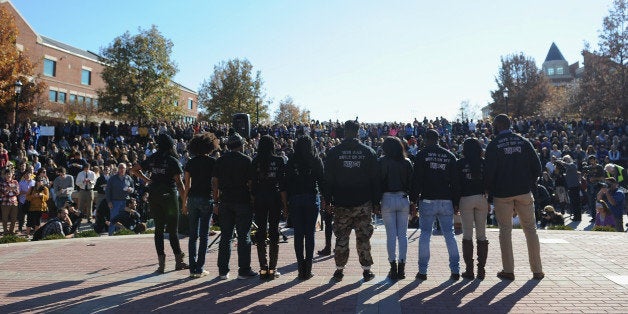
top-left (545, 42), bottom-right (567, 62)
top-left (40, 35), bottom-right (101, 61)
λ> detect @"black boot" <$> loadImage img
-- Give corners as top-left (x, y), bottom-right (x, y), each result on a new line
top-left (156, 255), bottom-right (166, 274)
top-left (317, 246), bottom-right (331, 256)
top-left (269, 243), bottom-right (279, 278)
top-left (175, 253), bottom-right (189, 270)
top-left (303, 258), bottom-right (313, 280)
top-left (388, 261), bottom-right (398, 280)
top-left (461, 239), bottom-right (475, 279)
top-left (297, 260), bottom-right (305, 279)
top-left (477, 240), bottom-right (489, 280)
top-left (397, 261), bottom-right (406, 279)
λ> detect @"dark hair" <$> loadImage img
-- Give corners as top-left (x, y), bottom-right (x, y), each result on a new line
top-left (293, 135), bottom-right (318, 173)
top-left (493, 114), bottom-right (511, 131)
top-left (382, 136), bottom-right (405, 161)
top-left (155, 133), bottom-right (178, 158)
top-left (188, 133), bottom-right (218, 156)
top-left (425, 129), bottom-right (439, 142)
top-left (253, 135), bottom-right (275, 175)
top-left (344, 120), bottom-right (359, 138)
top-left (463, 138), bottom-right (483, 180)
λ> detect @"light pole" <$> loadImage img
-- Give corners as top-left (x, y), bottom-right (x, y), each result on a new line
top-left (13, 80), bottom-right (22, 126)
top-left (503, 87), bottom-right (509, 116)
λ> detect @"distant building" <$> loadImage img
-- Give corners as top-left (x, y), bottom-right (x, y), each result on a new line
top-left (1, 0), bottom-right (198, 123)
top-left (541, 42), bottom-right (583, 86)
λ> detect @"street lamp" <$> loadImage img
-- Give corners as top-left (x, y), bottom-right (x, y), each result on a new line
top-left (503, 87), bottom-right (509, 116)
top-left (13, 80), bottom-right (22, 126)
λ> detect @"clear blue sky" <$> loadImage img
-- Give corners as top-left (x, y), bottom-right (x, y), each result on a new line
top-left (12, 0), bottom-right (611, 123)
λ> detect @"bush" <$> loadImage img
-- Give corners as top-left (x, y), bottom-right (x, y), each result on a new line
top-left (75, 230), bottom-right (100, 238)
top-left (210, 225), bottom-right (221, 232)
top-left (113, 228), bottom-right (136, 236)
top-left (0, 234), bottom-right (28, 244)
top-left (592, 226), bottom-right (617, 232)
top-left (143, 229), bottom-right (155, 234)
top-left (42, 234), bottom-right (66, 241)
top-left (547, 225), bottom-right (574, 230)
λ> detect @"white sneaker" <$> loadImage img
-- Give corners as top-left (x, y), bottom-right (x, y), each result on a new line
top-left (219, 273), bottom-right (229, 280)
top-left (198, 270), bottom-right (209, 278)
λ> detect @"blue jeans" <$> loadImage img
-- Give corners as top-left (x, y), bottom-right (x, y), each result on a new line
top-left (187, 196), bottom-right (212, 274)
top-left (108, 200), bottom-right (126, 236)
top-left (55, 195), bottom-right (72, 212)
top-left (289, 194), bottom-right (319, 263)
top-left (381, 192), bottom-right (409, 262)
top-left (418, 199), bottom-right (460, 274)
top-left (217, 202), bottom-right (252, 276)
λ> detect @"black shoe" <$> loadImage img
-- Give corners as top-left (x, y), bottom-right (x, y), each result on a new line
top-left (416, 273), bottom-right (427, 280)
top-left (363, 269), bottom-right (375, 282)
top-left (333, 269), bottom-right (344, 281)
top-left (450, 273), bottom-right (460, 281)
top-left (317, 247), bottom-right (331, 256)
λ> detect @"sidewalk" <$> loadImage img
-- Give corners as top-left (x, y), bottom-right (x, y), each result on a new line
top-left (0, 222), bottom-right (627, 313)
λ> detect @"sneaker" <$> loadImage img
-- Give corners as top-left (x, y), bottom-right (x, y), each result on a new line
top-left (269, 269), bottom-right (280, 279)
top-left (415, 273), bottom-right (427, 280)
top-left (333, 269), bottom-right (344, 281)
top-left (219, 273), bottom-right (230, 280)
top-left (238, 269), bottom-right (257, 280)
top-left (532, 272), bottom-right (545, 280)
top-left (317, 247), bottom-right (331, 256)
top-left (450, 273), bottom-right (460, 281)
top-left (363, 270), bottom-right (375, 282)
top-left (190, 273), bottom-right (198, 278)
top-left (497, 271), bottom-right (515, 280)
top-left (198, 270), bottom-right (209, 278)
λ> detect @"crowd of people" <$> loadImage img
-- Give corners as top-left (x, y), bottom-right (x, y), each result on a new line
top-left (0, 114), bottom-right (626, 281)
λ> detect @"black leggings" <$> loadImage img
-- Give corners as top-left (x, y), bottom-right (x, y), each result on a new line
top-left (254, 193), bottom-right (281, 269)
top-left (150, 190), bottom-right (182, 257)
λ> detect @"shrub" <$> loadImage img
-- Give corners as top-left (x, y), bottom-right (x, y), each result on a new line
top-left (75, 230), bottom-right (100, 238)
top-left (210, 225), bottom-right (221, 231)
top-left (0, 234), bottom-right (28, 244)
top-left (113, 228), bottom-right (136, 236)
top-left (143, 229), bottom-right (155, 234)
top-left (42, 234), bottom-right (66, 241)
top-left (592, 226), bottom-right (617, 232)
top-left (547, 225), bottom-right (574, 230)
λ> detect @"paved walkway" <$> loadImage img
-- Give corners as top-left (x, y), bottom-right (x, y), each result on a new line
top-left (1, 221), bottom-right (627, 313)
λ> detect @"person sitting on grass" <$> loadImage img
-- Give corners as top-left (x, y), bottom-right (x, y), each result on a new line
top-left (33, 208), bottom-right (76, 240)
top-left (594, 200), bottom-right (616, 229)
top-left (539, 205), bottom-right (564, 229)
top-left (108, 198), bottom-right (146, 234)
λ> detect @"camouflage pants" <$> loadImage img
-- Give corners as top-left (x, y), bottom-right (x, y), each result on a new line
top-left (333, 202), bottom-right (374, 267)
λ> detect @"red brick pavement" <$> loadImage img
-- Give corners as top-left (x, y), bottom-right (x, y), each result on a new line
top-left (0, 226), bottom-right (627, 313)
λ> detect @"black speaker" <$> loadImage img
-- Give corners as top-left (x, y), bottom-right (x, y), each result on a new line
top-left (232, 113), bottom-right (250, 139)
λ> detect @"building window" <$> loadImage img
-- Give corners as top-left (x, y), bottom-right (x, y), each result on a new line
top-left (188, 99), bottom-right (193, 110)
top-left (93, 99), bottom-right (98, 107)
top-left (58, 92), bottom-right (67, 103)
top-left (49, 90), bottom-right (57, 102)
top-left (174, 100), bottom-right (179, 107)
top-left (556, 67), bottom-right (564, 75)
top-left (69, 94), bottom-right (77, 104)
top-left (81, 69), bottom-right (91, 85)
top-left (44, 59), bottom-right (56, 77)
top-left (78, 96), bottom-right (85, 104)
top-left (547, 68), bottom-right (554, 75)
top-left (85, 97), bottom-right (92, 105)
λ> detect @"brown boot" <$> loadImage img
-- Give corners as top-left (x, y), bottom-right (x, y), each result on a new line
top-left (156, 255), bottom-right (166, 274)
top-left (477, 240), bottom-right (488, 279)
top-left (175, 253), bottom-right (189, 270)
top-left (461, 239), bottom-right (474, 279)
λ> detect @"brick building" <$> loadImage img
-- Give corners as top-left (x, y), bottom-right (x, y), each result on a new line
top-left (1, 0), bottom-right (198, 123)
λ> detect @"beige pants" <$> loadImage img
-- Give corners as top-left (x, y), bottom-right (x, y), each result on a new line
top-left (494, 192), bottom-right (543, 274)
top-left (1, 205), bottom-right (18, 234)
top-left (77, 190), bottom-right (95, 217)
top-left (459, 194), bottom-right (488, 241)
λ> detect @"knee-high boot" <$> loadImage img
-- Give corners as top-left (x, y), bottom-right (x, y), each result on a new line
top-left (461, 239), bottom-right (474, 279)
top-left (156, 255), bottom-right (166, 274)
top-left (476, 240), bottom-right (489, 280)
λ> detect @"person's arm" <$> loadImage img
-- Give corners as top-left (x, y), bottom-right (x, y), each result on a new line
top-left (130, 163), bottom-right (151, 185)
top-left (182, 171), bottom-right (191, 215)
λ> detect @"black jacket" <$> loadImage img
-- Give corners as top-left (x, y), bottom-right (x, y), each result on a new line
top-left (485, 130), bottom-right (542, 198)
top-left (411, 144), bottom-right (460, 206)
top-left (286, 154), bottom-right (325, 197)
top-left (379, 156), bottom-right (413, 196)
top-left (324, 138), bottom-right (380, 207)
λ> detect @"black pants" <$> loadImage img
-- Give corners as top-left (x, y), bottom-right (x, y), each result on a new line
top-left (150, 187), bottom-right (182, 257)
top-left (254, 193), bottom-right (281, 269)
top-left (290, 194), bottom-right (319, 263)
top-left (568, 186), bottom-right (581, 221)
top-left (321, 210), bottom-right (333, 247)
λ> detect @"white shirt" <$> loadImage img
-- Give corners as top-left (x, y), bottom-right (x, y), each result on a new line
top-left (76, 170), bottom-right (96, 190)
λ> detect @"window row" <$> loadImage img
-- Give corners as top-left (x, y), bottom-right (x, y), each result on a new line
top-left (174, 99), bottom-right (195, 110)
top-left (44, 58), bottom-right (91, 86)
top-left (547, 67), bottom-right (564, 76)
top-left (49, 90), bottom-right (98, 106)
